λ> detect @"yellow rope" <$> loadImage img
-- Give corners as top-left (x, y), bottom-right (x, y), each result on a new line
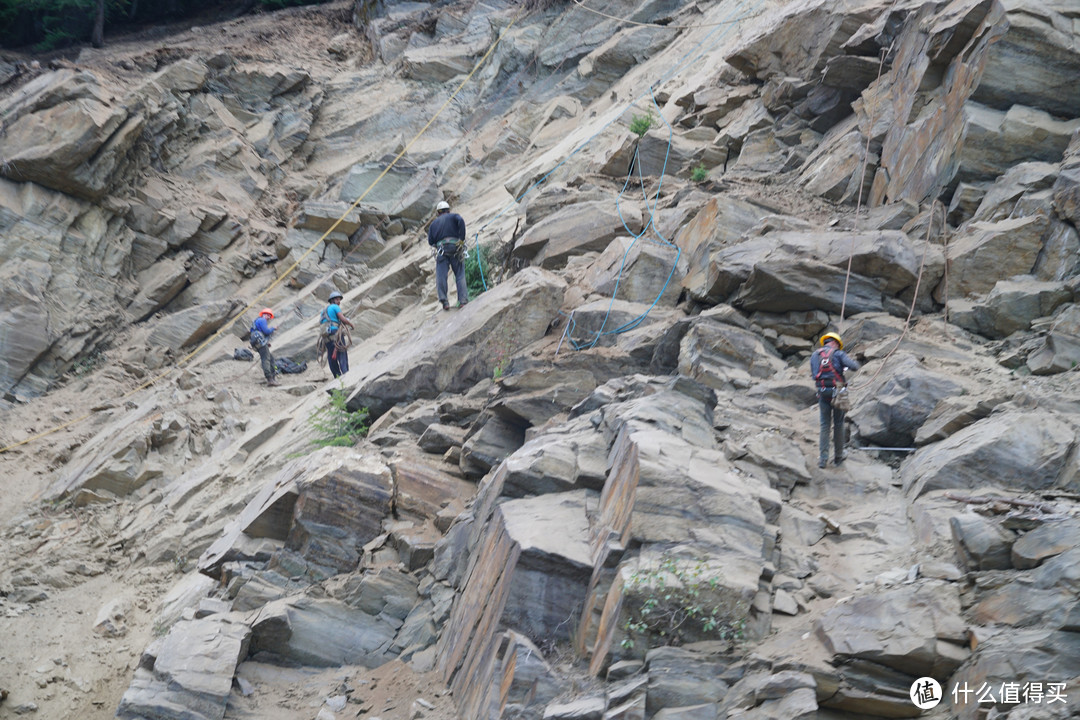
top-left (0, 9), bottom-right (524, 456)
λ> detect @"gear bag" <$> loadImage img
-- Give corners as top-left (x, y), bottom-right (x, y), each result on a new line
top-left (249, 322), bottom-right (268, 349)
top-left (274, 357), bottom-right (307, 374)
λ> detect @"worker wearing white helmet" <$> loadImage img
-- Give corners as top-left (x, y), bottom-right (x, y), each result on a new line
top-left (426, 200), bottom-right (469, 311)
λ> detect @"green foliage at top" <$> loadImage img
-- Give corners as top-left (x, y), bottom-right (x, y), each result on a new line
top-left (464, 242), bottom-right (492, 301)
top-left (691, 164), bottom-right (708, 183)
top-left (0, 0), bottom-right (334, 51)
top-left (258, 0), bottom-right (327, 7)
top-left (620, 551), bottom-right (747, 652)
top-left (629, 112), bottom-right (654, 138)
top-left (307, 386), bottom-right (369, 448)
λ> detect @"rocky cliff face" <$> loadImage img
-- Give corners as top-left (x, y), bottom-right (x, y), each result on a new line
top-left (1, 0), bottom-right (1079, 719)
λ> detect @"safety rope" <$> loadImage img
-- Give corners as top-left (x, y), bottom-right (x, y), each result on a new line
top-left (846, 199), bottom-right (940, 396)
top-left (567, 88), bottom-right (681, 350)
top-left (316, 325), bottom-right (353, 369)
top-left (839, 44), bottom-right (890, 331)
top-left (0, 7), bottom-right (525, 456)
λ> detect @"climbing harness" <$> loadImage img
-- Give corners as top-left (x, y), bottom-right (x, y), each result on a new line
top-left (433, 239), bottom-right (468, 261)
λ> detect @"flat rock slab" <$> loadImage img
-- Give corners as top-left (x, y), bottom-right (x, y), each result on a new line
top-left (815, 582), bottom-right (968, 677)
top-left (1011, 519), bottom-right (1080, 570)
top-left (345, 267), bottom-right (567, 419)
top-left (116, 615), bottom-right (251, 720)
top-left (901, 411), bottom-right (1076, 497)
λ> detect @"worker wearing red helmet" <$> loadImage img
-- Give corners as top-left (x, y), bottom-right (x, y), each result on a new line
top-left (249, 308), bottom-right (280, 387)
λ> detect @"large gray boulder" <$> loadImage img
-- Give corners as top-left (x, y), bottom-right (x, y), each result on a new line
top-left (1027, 305), bottom-right (1080, 375)
top-left (957, 103), bottom-right (1080, 184)
top-left (249, 596), bottom-right (399, 667)
top-left (950, 511), bottom-right (1015, 571)
top-left (901, 411), bottom-right (1077, 497)
top-left (579, 237), bottom-right (684, 307)
top-left (0, 69), bottom-right (141, 199)
top-left (674, 196), bottom-right (772, 303)
top-left (970, 162), bottom-right (1059, 223)
top-left (971, 0), bottom-right (1080, 119)
top-left (1012, 520), bottom-right (1080, 570)
top-left (949, 630), bottom-right (1080, 720)
top-left (678, 311), bottom-right (787, 390)
top-left (512, 201), bottom-right (643, 269)
top-left (732, 258), bottom-right (884, 315)
top-left (724, 0), bottom-right (888, 82)
top-left (127, 252), bottom-right (193, 321)
top-left (116, 615), bottom-right (251, 720)
top-left (848, 355), bottom-right (966, 446)
top-left (501, 417), bottom-right (608, 498)
top-left (146, 300), bottom-right (243, 352)
top-left (403, 41), bottom-right (484, 83)
top-left (769, 230), bottom-right (940, 297)
top-left (287, 452), bottom-right (395, 575)
top-left (815, 582), bottom-right (968, 677)
top-left (338, 164), bottom-right (441, 222)
top-left (198, 448), bottom-right (394, 579)
top-left (345, 267), bottom-right (567, 419)
top-left (577, 25), bottom-right (678, 103)
top-left (645, 648), bottom-right (732, 715)
top-left (950, 278), bottom-right (1072, 340)
top-left (935, 215), bottom-right (1048, 300)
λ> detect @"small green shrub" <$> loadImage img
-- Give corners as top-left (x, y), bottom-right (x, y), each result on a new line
top-left (464, 243), bottom-right (492, 301)
top-left (308, 386), bottom-right (369, 447)
top-left (629, 113), bottom-right (654, 138)
top-left (70, 350), bottom-right (104, 377)
top-left (691, 164), bottom-right (708, 182)
top-left (620, 551), bottom-right (747, 651)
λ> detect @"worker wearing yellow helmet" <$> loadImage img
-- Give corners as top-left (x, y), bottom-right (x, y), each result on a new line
top-left (810, 331), bottom-right (859, 468)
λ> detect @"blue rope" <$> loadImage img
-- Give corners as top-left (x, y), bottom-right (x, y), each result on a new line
top-left (569, 89), bottom-right (681, 350)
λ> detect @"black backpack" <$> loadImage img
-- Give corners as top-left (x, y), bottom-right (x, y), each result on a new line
top-left (814, 347), bottom-right (844, 389)
top-left (249, 321), bottom-right (268, 349)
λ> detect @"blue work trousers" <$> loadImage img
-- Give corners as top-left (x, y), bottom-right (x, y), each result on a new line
top-left (436, 247), bottom-right (468, 307)
top-left (328, 345), bottom-right (349, 378)
top-left (818, 389), bottom-right (845, 463)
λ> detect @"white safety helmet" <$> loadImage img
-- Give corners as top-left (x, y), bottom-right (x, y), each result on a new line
top-left (436, 201), bottom-right (450, 213)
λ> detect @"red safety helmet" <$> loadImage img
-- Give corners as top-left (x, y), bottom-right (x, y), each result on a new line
top-left (259, 308), bottom-right (274, 319)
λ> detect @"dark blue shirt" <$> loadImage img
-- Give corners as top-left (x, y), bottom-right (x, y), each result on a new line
top-left (427, 212), bottom-right (466, 246)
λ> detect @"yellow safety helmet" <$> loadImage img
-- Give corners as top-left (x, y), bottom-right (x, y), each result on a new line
top-left (819, 332), bottom-right (843, 349)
